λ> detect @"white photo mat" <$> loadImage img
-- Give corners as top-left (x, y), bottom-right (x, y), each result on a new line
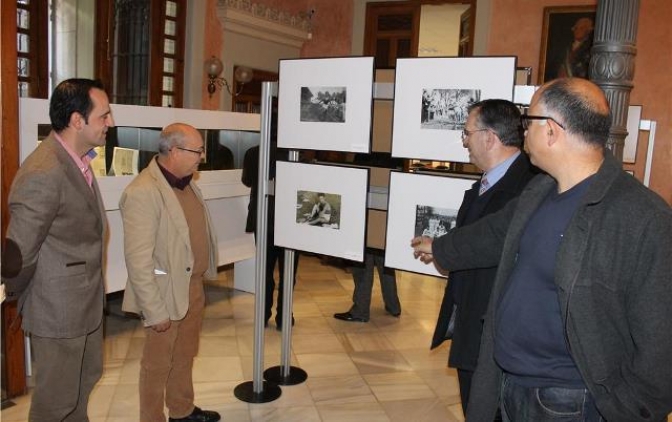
top-left (277, 57), bottom-right (374, 153)
top-left (392, 57), bottom-right (517, 162)
top-left (623, 105), bottom-right (642, 164)
top-left (385, 171), bottom-right (474, 277)
top-left (274, 161), bottom-right (369, 262)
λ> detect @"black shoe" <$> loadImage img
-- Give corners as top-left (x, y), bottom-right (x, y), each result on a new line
top-left (169, 407), bottom-right (220, 422)
top-left (333, 312), bottom-right (368, 322)
top-left (385, 307), bottom-right (401, 317)
top-left (275, 316), bottom-right (295, 331)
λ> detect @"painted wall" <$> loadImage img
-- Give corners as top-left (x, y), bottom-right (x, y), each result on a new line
top-left (418, 4), bottom-right (469, 57)
top-left (487, 0), bottom-right (671, 204)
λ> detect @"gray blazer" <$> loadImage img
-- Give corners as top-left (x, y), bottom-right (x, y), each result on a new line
top-left (5, 133), bottom-right (107, 338)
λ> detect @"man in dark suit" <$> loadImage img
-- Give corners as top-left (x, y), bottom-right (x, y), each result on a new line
top-left (430, 99), bottom-right (535, 418)
top-left (4, 78), bottom-right (114, 421)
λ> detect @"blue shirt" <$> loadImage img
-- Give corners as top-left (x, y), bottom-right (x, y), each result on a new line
top-left (494, 175), bottom-right (594, 387)
top-left (481, 151), bottom-right (521, 194)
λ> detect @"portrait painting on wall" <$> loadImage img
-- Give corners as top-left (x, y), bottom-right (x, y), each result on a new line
top-left (538, 6), bottom-right (597, 84)
top-left (392, 57), bottom-right (516, 163)
top-left (384, 171), bottom-right (474, 277)
top-left (278, 57), bottom-right (374, 153)
top-left (275, 161), bottom-right (368, 262)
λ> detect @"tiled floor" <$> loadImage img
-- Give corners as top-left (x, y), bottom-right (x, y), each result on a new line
top-left (2, 255), bottom-right (671, 422)
top-left (1, 255), bottom-right (463, 422)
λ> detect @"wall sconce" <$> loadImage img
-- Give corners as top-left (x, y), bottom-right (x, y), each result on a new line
top-left (205, 56), bottom-right (254, 97)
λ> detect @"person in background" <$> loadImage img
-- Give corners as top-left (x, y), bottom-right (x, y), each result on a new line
top-left (430, 99), bottom-right (535, 419)
top-left (412, 78), bottom-right (672, 422)
top-left (4, 78), bottom-right (113, 421)
top-left (307, 193), bottom-right (332, 226)
top-left (333, 248), bottom-right (401, 323)
top-left (242, 141), bottom-right (299, 330)
top-left (120, 123), bottom-right (220, 422)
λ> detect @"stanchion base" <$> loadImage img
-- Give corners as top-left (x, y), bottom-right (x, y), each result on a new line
top-left (264, 366), bottom-right (308, 386)
top-left (233, 380), bottom-right (282, 403)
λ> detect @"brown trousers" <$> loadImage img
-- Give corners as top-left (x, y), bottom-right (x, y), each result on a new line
top-left (29, 322), bottom-right (103, 422)
top-left (139, 277), bottom-right (205, 422)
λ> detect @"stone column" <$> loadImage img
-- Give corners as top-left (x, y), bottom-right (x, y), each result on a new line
top-left (589, 0), bottom-right (640, 160)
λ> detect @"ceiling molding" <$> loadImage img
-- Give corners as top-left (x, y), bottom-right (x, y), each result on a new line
top-left (217, 0), bottom-right (312, 49)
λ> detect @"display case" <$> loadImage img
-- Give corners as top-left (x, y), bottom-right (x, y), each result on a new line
top-left (20, 98), bottom-right (261, 292)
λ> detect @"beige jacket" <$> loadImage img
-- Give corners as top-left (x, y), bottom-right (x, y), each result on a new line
top-left (119, 158), bottom-right (218, 326)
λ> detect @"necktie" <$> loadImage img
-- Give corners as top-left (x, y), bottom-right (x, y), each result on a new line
top-left (479, 176), bottom-right (489, 195)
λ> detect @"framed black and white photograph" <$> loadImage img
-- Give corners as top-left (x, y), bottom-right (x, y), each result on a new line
top-left (278, 57), bottom-right (374, 153)
top-left (300, 87), bottom-right (346, 123)
top-left (392, 57), bottom-right (517, 163)
top-left (295, 191), bottom-right (341, 229)
top-left (275, 161), bottom-right (369, 262)
top-left (421, 89), bottom-right (481, 130)
top-left (385, 171), bottom-right (474, 277)
top-left (623, 105), bottom-right (642, 164)
top-left (414, 205), bottom-right (457, 239)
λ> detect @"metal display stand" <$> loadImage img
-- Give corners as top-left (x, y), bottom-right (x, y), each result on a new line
top-left (263, 149), bottom-right (308, 386)
top-left (234, 82), bottom-right (282, 403)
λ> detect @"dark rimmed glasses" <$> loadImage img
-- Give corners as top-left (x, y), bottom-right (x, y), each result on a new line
top-left (520, 115), bottom-right (566, 131)
top-left (176, 146), bottom-right (205, 155)
top-left (461, 128), bottom-right (489, 140)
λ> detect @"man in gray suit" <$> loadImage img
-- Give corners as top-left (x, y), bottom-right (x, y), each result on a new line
top-left (4, 78), bottom-right (114, 421)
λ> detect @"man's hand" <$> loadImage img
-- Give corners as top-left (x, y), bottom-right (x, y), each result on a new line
top-left (411, 236), bottom-right (434, 264)
top-left (151, 319), bottom-right (171, 332)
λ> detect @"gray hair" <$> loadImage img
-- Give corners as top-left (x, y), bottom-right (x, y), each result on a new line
top-left (157, 124), bottom-right (188, 154)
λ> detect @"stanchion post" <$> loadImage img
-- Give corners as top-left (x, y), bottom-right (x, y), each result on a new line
top-left (234, 81), bottom-right (282, 403)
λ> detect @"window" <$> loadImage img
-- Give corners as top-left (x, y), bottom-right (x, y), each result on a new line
top-left (97, 0), bottom-right (186, 107)
top-left (16, 0), bottom-right (48, 98)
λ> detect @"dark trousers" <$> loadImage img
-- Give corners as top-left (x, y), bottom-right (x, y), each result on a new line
top-left (458, 368), bottom-right (473, 416)
top-left (501, 374), bottom-right (604, 422)
top-left (349, 251), bottom-right (401, 319)
top-left (29, 322), bottom-right (103, 422)
top-left (459, 369), bottom-right (503, 421)
top-left (265, 243), bottom-right (299, 324)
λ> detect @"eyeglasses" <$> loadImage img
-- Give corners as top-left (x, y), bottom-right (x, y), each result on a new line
top-left (176, 146), bottom-right (205, 155)
top-left (520, 115), bottom-right (566, 131)
top-left (461, 128), bottom-right (489, 140)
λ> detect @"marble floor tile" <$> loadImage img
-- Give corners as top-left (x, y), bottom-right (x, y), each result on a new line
top-left (338, 332), bottom-right (396, 352)
top-left (364, 372), bottom-right (436, 402)
top-left (295, 353), bottom-right (359, 378)
top-left (316, 402), bottom-right (390, 422)
top-left (248, 404), bottom-right (321, 421)
top-left (349, 350), bottom-right (413, 375)
top-left (306, 375), bottom-right (377, 405)
top-left (291, 333), bottom-right (346, 354)
top-left (380, 397), bottom-right (461, 422)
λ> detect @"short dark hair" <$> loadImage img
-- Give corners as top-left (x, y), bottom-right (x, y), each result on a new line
top-left (539, 79), bottom-right (611, 147)
top-left (468, 99), bottom-right (523, 147)
top-left (49, 79), bottom-right (105, 132)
